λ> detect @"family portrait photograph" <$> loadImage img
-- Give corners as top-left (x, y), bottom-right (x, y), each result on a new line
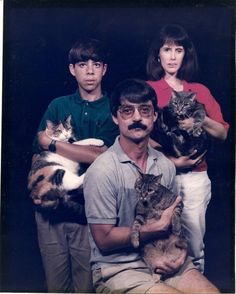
top-left (1, 0), bottom-right (235, 293)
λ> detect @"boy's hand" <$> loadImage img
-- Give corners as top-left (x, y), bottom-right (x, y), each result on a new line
top-left (38, 131), bottom-right (51, 149)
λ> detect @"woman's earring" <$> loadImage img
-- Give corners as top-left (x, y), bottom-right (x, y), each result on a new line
top-left (157, 57), bottom-right (160, 63)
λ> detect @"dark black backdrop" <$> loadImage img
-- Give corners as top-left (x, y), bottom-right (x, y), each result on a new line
top-left (1, 0), bottom-right (235, 292)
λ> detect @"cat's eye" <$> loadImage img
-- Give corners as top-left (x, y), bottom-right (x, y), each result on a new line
top-left (54, 130), bottom-right (61, 135)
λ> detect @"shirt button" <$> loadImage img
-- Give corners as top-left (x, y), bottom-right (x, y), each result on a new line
top-left (85, 112), bottom-right (88, 115)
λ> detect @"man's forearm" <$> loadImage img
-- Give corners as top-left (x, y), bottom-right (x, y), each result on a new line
top-left (90, 225), bottom-right (133, 252)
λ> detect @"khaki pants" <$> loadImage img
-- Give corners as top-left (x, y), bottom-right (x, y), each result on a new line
top-left (93, 258), bottom-right (196, 293)
top-left (35, 211), bottom-right (94, 293)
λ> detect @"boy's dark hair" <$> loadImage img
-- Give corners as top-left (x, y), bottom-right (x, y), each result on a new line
top-left (146, 24), bottom-right (199, 82)
top-left (68, 38), bottom-right (109, 64)
top-left (110, 78), bottom-right (158, 117)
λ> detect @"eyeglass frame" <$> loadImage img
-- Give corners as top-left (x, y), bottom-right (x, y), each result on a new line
top-left (117, 103), bottom-right (155, 120)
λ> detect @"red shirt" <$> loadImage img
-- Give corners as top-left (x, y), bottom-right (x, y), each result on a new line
top-left (147, 78), bottom-right (229, 172)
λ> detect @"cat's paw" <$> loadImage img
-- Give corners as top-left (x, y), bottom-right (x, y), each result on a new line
top-left (192, 125), bottom-right (203, 137)
top-left (131, 231), bottom-right (140, 248)
top-left (73, 138), bottom-right (104, 146)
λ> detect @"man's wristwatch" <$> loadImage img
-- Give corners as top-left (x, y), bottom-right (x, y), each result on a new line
top-left (48, 139), bottom-right (57, 153)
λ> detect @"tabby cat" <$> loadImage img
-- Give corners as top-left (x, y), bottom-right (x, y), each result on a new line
top-left (131, 172), bottom-right (187, 282)
top-left (28, 115), bottom-right (104, 210)
top-left (151, 90), bottom-right (209, 159)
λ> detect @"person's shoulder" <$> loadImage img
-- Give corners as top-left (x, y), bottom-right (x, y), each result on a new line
top-left (185, 81), bottom-right (210, 95)
top-left (51, 93), bottom-right (75, 104)
top-left (147, 79), bottom-right (163, 87)
top-left (87, 147), bottom-right (118, 174)
top-left (47, 93), bottom-right (77, 110)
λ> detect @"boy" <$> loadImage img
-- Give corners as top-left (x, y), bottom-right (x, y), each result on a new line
top-left (32, 38), bottom-right (119, 293)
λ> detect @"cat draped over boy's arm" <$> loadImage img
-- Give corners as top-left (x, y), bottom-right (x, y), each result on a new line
top-left (37, 130), bottom-right (108, 164)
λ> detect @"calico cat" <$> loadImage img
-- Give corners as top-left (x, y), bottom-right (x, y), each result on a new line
top-left (28, 115), bottom-right (104, 210)
top-left (131, 172), bottom-right (187, 282)
top-left (151, 90), bottom-right (209, 159)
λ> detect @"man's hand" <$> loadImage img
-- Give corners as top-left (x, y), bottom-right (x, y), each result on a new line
top-left (154, 248), bottom-right (187, 275)
top-left (140, 196), bottom-right (182, 238)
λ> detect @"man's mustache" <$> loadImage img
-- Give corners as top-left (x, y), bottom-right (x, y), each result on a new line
top-left (128, 122), bottom-right (147, 130)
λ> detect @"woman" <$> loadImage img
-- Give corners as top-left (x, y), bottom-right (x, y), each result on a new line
top-left (146, 24), bottom-right (229, 273)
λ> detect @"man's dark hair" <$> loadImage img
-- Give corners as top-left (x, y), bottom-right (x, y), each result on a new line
top-left (68, 38), bottom-right (109, 64)
top-left (110, 78), bottom-right (159, 117)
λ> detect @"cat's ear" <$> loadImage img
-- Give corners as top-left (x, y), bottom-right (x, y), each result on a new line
top-left (172, 90), bottom-right (178, 97)
top-left (65, 115), bottom-right (72, 124)
top-left (189, 92), bottom-right (197, 102)
top-left (155, 174), bottom-right (162, 183)
top-left (171, 90), bottom-right (179, 101)
top-left (46, 120), bottom-right (54, 130)
top-left (64, 115), bottom-right (72, 127)
top-left (137, 169), bottom-right (144, 178)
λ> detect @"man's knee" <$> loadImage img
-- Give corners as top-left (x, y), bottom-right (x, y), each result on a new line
top-left (176, 269), bottom-right (219, 293)
top-left (146, 283), bottom-right (182, 293)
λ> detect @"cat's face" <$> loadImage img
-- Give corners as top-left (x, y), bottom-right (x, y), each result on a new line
top-left (135, 173), bottom-right (162, 205)
top-left (169, 91), bottom-right (196, 119)
top-left (46, 115), bottom-right (74, 142)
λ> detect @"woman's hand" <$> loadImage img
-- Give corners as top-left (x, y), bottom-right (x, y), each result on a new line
top-left (178, 118), bottom-right (194, 132)
top-left (169, 150), bottom-right (206, 170)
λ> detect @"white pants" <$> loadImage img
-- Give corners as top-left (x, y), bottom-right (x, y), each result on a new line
top-left (174, 171), bottom-right (211, 273)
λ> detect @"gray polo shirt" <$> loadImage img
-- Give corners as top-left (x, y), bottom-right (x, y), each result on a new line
top-left (84, 137), bottom-right (176, 270)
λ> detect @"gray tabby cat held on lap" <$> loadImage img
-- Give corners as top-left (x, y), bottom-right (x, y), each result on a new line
top-left (131, 172), bottom-right (187, 282)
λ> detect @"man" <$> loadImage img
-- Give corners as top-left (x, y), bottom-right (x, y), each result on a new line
top-left (84, 78), bottom-right (219, 293)
top-left (32, 38), bottom-right (119, 292)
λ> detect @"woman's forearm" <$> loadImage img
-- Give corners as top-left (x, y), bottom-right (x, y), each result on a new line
top-left (203, 116), bottom-right (228, 140)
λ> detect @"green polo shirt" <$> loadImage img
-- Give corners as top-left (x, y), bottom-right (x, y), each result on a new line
top-left (37, 90), bottom-right (118, 144)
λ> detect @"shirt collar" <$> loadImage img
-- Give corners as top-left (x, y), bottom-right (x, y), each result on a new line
top-left (74, 89), bottom-right (108, 104)
top-left (112, 137), bottom-right (158, 165)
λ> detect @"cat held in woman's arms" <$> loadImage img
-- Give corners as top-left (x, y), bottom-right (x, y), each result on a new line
top-left (28, 115), bottom-right (104, 210)
top-left (151, 90), bottom-right (209, 159)
top-left (131, 172), bottom-right (188, 282)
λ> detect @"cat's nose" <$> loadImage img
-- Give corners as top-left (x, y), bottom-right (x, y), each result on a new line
top-left (142, 199), bottom-right (148, 206)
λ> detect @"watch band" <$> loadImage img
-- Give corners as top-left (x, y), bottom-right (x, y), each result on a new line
top-left (48, 139), bottom-right (57, 153)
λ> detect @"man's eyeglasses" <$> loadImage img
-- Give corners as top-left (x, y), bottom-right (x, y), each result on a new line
top-left (118, 104), bottom-right (154, 120)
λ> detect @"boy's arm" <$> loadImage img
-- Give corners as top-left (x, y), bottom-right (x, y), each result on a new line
top-left (38, 130), bottom-right (107, 164)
